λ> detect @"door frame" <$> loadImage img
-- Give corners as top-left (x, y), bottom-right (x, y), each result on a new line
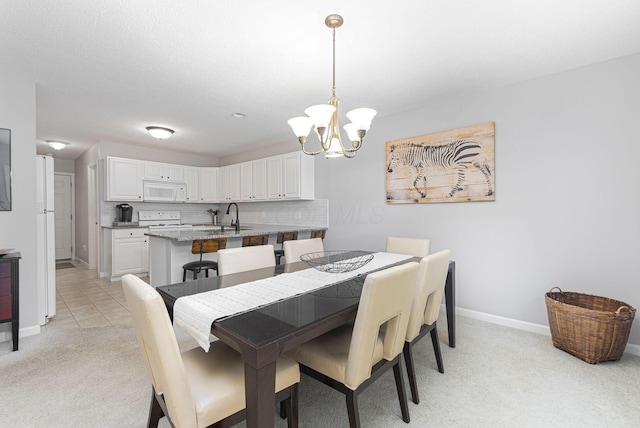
top-left (54, 172), bottom-right (76, 261)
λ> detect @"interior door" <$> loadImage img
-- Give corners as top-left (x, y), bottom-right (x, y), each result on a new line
top-left (54, 174), bottom-right (73, 260)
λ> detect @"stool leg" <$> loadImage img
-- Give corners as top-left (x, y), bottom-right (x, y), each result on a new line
top-left (182, 269), bottom-right (187, 282)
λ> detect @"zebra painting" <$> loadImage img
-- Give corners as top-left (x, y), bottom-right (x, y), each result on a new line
top-left (385, 122), bottom-right (495, 203)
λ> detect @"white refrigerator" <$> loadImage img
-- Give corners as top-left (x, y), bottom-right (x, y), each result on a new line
top-left (36, 155), bottom-right (56, 323)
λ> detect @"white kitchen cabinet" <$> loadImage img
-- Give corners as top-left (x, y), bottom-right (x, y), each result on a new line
top-left (240, 159), bottom-right (266, 201)
top-left (106, 157), bottom-right (144, 201)
top-left (111, 228), bottom-right (149, 278)
top-left (199, 167), bottom-right (219, 202)
top-left (267, 152), bottom-right (315, 200)
top-left (184, 166), bottom-right (199, 202)
top-left (219, 164), bottom-right (241, 202)
top-left (143, 161), bottom-right (185, 182)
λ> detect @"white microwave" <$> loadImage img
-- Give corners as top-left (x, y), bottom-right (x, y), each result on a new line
top-left (143, 180), bottom-right (187, 203)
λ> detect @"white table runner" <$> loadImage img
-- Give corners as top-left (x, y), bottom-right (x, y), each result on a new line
top-left (173, 252), bottom-right (413, 351)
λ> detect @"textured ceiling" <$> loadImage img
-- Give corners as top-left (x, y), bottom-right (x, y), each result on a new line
top-left (2, 0), bottom-right (640, 160)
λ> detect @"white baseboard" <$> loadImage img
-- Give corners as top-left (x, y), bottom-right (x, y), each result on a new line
top-left (74, 258), bottom-right (90, 268)
top-left (0, 325), bottom-right (41, 344)
top-left (449, 306), bottom-right (640, 357)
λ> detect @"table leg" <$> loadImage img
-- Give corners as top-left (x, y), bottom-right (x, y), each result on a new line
top-left (245, 360), bottom-right (277, 428)
top-left (445, 261), bottom-right (456, 348)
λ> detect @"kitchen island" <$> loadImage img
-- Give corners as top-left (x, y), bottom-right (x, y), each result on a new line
top-left (146, 225), bottom-right (325, 287)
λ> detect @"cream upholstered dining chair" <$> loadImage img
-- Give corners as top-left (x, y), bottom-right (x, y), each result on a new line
top-left (403, 249), bottom-right (451, 405)
top-left (287, 262), bottom-right (419, 428)
top-left (283, 238), bottom-right (324, 264)
top-left (216, 244), bottom-right (275, 276)
top-left (122, 274), bottom-right (300, 428)
top-left (385, 236), bottom-right (431, 257)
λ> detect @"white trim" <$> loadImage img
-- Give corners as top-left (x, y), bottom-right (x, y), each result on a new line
top-left (449, 305), bottom-right (640, 357)
top-left (54, 172), bottom-right (76, 260)
top-left (75, 258), bottom-right (90, 269)
top-left (0, 325), bottom-right (41, 344)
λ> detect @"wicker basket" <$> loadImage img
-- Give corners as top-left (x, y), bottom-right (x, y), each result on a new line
top-left (545, 287), bottom-right (636, 364)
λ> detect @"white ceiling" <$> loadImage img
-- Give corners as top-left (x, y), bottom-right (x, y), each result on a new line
top-left (2, 0), bottom-right (640, 160)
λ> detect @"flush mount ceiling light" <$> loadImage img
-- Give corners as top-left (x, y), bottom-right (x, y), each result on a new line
top-left (146, 126), bottom-right (174, 140)
top-left (46, 141), bottom-right (68, 150)
top-left (232, 112), bottom-right (247, 119)
top-left (288, 14), bottom-right (377, 159)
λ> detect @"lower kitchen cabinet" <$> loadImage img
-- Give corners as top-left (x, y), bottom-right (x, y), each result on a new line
top-left (106, 228), bottom-right (149, 280)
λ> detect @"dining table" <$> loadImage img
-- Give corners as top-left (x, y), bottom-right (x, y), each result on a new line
top-left (157, 254), bottom-right (456, 428)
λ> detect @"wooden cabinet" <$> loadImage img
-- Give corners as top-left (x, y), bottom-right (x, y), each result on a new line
top-left (240, 159), bottom-right (266, 201)
top-left (199, 167), bottom-right (219, 202)
top-left (267, 152), bottom-right (315, 200)
top-left (0, 252), bottom-right (20, 351)
top-left (106, 157), bottom-right (144, 201)
top-left (184, 166), bottom-right (199, 203)
top-left (111, 229), bottom-right (149, 278)
top-left (143, 161), bottom-right (185, 182)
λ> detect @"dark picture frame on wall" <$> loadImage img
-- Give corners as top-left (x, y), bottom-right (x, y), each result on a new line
top-left (0, 128), bottom-right (11, 211)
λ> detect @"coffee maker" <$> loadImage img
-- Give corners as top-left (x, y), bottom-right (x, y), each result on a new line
top-left (115, 204), bottom-right (133, 224)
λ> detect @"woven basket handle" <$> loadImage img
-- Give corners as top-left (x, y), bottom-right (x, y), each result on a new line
top-left (548, 286), bottom-right (563, 293)
top-left (616, 306), bottom-right (631, 315)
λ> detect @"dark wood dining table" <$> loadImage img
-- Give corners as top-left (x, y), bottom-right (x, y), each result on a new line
top-left (157, 257), bottom-right (456, 428)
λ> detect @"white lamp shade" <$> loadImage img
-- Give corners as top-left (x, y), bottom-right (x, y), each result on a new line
top-left (47, 141), bottom-right (68, 150)
top-left (304, 104), bottom-right (336, 128)
top-left (287, 117), bottom-right (313, 138)
top-left (343, 123), bottom-right (360, 142)
top-left (146, 127), bottom-right (174, 139)
top-left (346, 108), bottom-right (377, 131)
top-left (324, 136), bottom-right (344, 158)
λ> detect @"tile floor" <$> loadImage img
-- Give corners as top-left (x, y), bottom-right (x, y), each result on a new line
top-left (44, 260), bottom-right (146, 330)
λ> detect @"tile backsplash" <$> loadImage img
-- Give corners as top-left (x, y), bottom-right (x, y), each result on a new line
top-left (101, 199), bottom-right (329, 227)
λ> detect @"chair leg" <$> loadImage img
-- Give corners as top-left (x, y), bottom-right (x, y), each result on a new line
top-left (345, 390), bottom-right (361, 428)
top-left (182, 269), bottom-right (187, 282)
top-left (403, 341), bottom-right (420, 404)
top-left (393, 359), bottom-right (411, 423)
top-left (279, 401), bottom-right (286, 419)
top-left (285, 384), bottom-right (299, 428)
top-left (147, 389), bottom-right (164, 428)
top-left (430, 325), bottom-right (445, 373)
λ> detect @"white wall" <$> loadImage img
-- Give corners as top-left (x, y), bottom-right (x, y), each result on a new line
top-left (0, 68), bottom-right (40, 340)
top-left (318, 52), bottom-right (640, 347)
top-left (53, 158), bottom-right (75, 173)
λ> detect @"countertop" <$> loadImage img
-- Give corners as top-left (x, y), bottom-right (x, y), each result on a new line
top-left (144, 224), bottom-right (325, 242)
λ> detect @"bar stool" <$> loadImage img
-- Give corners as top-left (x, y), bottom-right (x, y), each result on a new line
top-left (310, 229), bottom-right (326, 240)
top-left (241, 234), bottom-right (270, 247)
top-left (274, 231), bottom-right (298, 264)
top-left (182, 238), bottom-right (227, 281)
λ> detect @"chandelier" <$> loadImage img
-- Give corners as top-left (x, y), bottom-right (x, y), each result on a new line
top-left (288, 14), bottom-right (377, 159)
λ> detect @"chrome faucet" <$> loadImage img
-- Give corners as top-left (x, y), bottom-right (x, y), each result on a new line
top-left (226, 203), bottom-right (239, 232)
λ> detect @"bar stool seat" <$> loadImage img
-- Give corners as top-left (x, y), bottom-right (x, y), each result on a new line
top-left (275, 231), bottom-right (298, 264)
top-left (182, 238), bottom-right (227, 281)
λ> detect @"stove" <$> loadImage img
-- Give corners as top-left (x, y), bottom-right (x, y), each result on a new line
top-left (138, 211), bottom-right (193, 231)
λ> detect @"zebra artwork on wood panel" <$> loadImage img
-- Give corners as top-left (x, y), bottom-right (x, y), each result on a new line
top-left (385, 122), bottom-right (495, 204)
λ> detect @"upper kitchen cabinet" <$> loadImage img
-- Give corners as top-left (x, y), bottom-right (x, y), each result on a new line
top-left (184, 166), bottom-right (199, 203)
top-left (199, 167), bottom-right (219, 202)
top-left (143, 161), bottom-right (185, 182)
top-left (219, 164), bottom-right (241, 202)
top-left (267, 152), bottom-right (314, 200)
top-left (106, 157), bottom-right (144, 201)
top-left (240, 159), bottom-right (266, 201)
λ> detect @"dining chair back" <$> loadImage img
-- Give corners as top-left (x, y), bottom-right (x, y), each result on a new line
top-left (287, 262), bottom-right (419, 427)
top-left (217, 244), bottom-right (276, 276)
top-left (385, 236), bottom-right (431, 257)
top-left (182, 238), bottom-right (227, 281)
top-left (122, 274), bottom-right (300, 428)
top-left (403, 249), bottom-right (451, 404)
top-left (275, 231), bottom-right (298, 264)
top-left (283, 238), bottom-right (324, 264)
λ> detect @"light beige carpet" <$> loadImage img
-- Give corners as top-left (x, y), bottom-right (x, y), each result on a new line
top-left (1, 315), bottom-right (639, 427)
